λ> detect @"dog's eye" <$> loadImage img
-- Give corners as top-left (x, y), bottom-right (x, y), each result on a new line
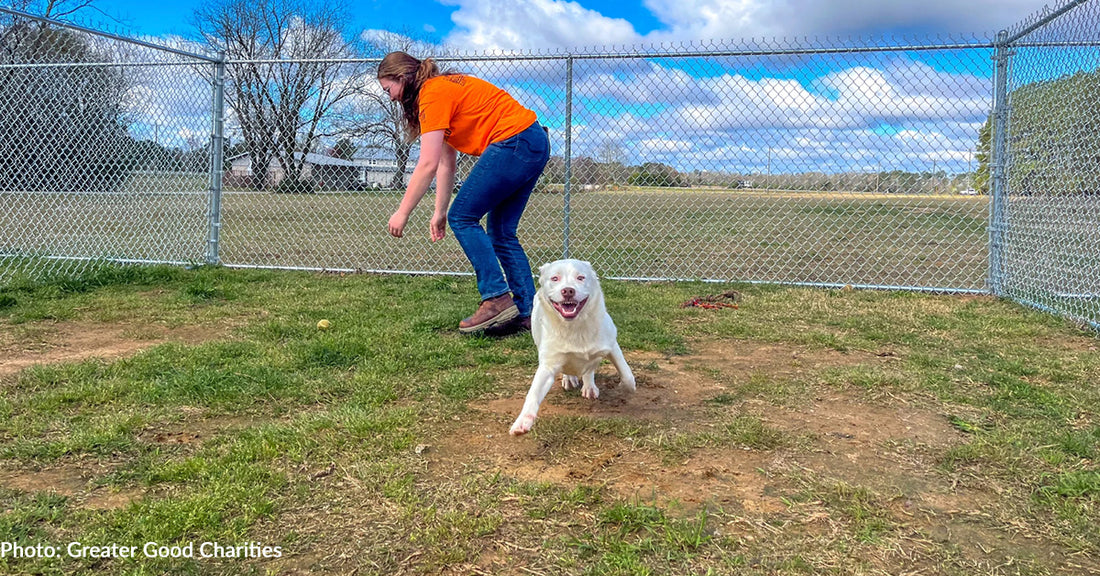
top-left (576, 275), bottom-right (585, 281)
top-left (550, 276), bottom-right (559, 282)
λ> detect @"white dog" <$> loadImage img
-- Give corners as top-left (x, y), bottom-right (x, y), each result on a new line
top-left (509, 259), bottom-right (636, 436)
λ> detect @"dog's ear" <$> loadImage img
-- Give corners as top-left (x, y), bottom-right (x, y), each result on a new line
top-left (579, 261), bottom-right (598, 279)
top-left (538, 262), bottom-right (550, 275)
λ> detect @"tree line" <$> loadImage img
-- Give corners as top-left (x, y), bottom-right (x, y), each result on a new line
top-left (970, 68), bottom-right (1097, 197)
top-left (1, 4), bottom-right (130, 192)
top-left (538, 155), bottom-right (976, 194)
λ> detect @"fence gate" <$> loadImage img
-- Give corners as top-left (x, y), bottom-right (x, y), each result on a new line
top-left (992, 0), bottom-right (1100, 330)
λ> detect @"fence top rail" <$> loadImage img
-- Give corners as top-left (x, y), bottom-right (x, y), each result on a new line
top-left (1003, 0), bottom-right (1091, 45)
top-left (0, 7), bottom-right (217, 63)
top-left (441, 41), bottom-right (998, 61)
top-left (0, 60), bottom-right (210, 70)
top-left (7, 38), bottom-right (1095, 70)
top-left (221, 39), bottom-right (998, 67)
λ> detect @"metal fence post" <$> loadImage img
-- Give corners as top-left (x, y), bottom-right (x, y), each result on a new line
top-left (563, 55), bottom-right (573, 260)
top-left (988, 30), bottom-right (1012, 297)
top-left (206, 51), bottom-right (227, 266)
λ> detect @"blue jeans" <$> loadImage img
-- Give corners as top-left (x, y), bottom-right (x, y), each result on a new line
top-left (448, 122), bottom-right (549, 318)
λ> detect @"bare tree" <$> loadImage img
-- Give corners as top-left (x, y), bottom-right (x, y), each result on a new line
top-left (354, 30), bottom-right (442, 190)
top-left (596, 139), bottom-right (628, 185)
top-left (194, 0), bottom-right (365, 190)
top-left (597, 139), bottom-right (626, 166)
top-left (3, 1), bottom-right (95, 20)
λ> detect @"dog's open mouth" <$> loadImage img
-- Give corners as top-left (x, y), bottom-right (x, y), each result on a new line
top-left (551, 297), bottom-right (587, 319)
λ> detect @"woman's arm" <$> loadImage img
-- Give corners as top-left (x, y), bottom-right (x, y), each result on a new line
top-left (430, 143), bottom-right (458, 241)
top-left (388, 129), bottom-right (446, 238)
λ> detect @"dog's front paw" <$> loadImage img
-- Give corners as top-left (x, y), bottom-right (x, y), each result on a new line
top-left (581, 383), bottom-right (600, 400)
top-left (509, 413), bottom-right (536, 436)
top-left (560, 375), bottom-right (580, 390)
top-left (621, 374), bottom-right (637, 392)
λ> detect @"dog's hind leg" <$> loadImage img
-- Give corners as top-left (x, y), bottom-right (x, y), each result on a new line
top-left (560, 374), bottom-right (580, 390)
top-left (510, 365), bottom-right (558, 436)
top-left (580, 371), bottom-right (599, 399)
top-left (609, 344), bottom-right (636, 392)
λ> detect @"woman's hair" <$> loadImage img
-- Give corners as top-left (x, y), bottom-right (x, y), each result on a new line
top-left (377, 51), bottom-right (443, 141)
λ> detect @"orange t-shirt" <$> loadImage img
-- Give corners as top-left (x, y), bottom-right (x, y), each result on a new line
top-left (418, 75), bottom-right (537, 156)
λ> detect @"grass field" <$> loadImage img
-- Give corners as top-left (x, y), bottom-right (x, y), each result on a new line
top-left (1, 187), bottom-right (991, 290)
top-left (0, 264), bottom-right (1097, 575)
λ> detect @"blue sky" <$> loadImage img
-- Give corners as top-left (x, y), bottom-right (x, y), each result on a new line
top-left (81, 0), bottom-right (665, 41)
top-left (85, 0), bottom-right (1048, 48)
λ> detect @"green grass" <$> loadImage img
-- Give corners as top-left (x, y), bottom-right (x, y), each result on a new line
top-left (0, 264), bottom-right (1097, 575)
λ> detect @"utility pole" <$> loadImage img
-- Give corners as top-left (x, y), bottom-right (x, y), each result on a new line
top-left (767, 147), bottom-right (772, 189)
top-left (968, 149), bottom-right (974, 190)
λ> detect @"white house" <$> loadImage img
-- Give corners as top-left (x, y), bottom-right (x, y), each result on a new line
top-left (351, 151), bottom-right (415, 189)
top-left (226, 150), bottom-right (416, 191)
top-left (226, 152), bottom-right (361, 190)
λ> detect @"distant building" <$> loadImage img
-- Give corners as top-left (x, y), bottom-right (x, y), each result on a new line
top-left (351, 150), bottom-right (416, 189)
top-left (226, 150), bottom-right (416, 191)
top-left (226, 152), bottom-right (360, 190)
top-left (353, 156), bottom-right (414, 189)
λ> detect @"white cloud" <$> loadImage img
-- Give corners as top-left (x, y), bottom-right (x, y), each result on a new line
top-left (441, 0), bottom-right (637, 52)
top-left (440, 0), bottom-right (1049, 52)
top-left (559, 53), bottom-right (992, 173)
top-left (641, 0), bottom-right (1045, 43)
top-left (575, 63), bottom-right (711, 106)
top-left (639, 138), bottom-right (693, 154)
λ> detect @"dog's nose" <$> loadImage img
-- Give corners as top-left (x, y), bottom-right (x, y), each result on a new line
top-left (561, 287), bottom-right (575, 299)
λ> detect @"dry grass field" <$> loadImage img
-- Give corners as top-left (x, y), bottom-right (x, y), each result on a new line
top-left (2, 186), bottom-right (991, 290)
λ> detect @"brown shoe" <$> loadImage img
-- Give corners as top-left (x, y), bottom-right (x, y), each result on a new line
top-left (459, 294), bottom-right (519, 333)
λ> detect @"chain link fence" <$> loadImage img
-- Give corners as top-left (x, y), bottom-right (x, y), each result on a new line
top-left (991, 0), bottom-right (1100, 329)
top-left (1, 1), bottom-right (1098, 331)
top-left (0, 11), bottom-right (217, 281)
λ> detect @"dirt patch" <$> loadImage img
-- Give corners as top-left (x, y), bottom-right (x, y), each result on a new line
top-left (766, 395), bottom-right (955, 445)
top-left (431, 341), bottom-right (893, 513)
top-left (0, 466), bottom-right (91, 496)
top-left (137, 413), bottom-right (258, 447)
top-left (0, 462), bottom-right (142, 511)
top-left (422, 340), bottom-right (1095, 572)
top-left (479, 340), bottom-right (878, 426)
top-left (0, 321), bottom-right (226, 378)
top-left (763, 394), bottom-right (966, 488)
top-left (0, 413), bottom-right (256, 510)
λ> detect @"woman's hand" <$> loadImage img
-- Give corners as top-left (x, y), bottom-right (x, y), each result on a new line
top-left (430, 211), bottom-right (447, 242)
top-left (388, 130), bottom-right (446, 240)
top-left (388, 210), bottom-right (409, 237)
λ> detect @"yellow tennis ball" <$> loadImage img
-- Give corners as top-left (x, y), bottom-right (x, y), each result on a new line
top-left (317, 319), bottom-right (331, 330)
